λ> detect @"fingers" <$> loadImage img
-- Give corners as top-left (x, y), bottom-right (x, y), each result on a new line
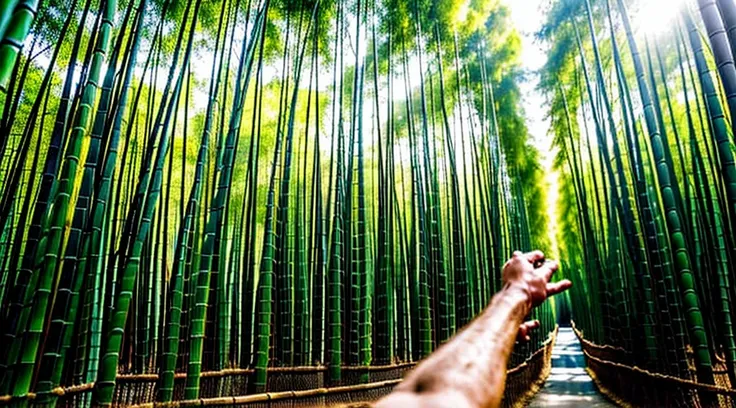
top-left (523, 320), bottom-right (540, 332)
top-left (546, 279), bottom-right (572, 296)
top-left (505, 251), bottom-right (524, 269)
top-left (523, 250), bottom-right (545, 265)
top-left (537, 260), bottom-right (559, 281)
top-left (517, 320), bottom-right (540, 342)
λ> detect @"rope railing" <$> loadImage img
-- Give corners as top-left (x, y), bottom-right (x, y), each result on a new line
top-left (112, 363), bottom-right (419, 383)
top-left (502, 326), bottom-right (557, 408)
top-left (126, 380), bottom-right (405, 408)
top-left (1, 328), bottom-right (557, 407)
top-left (572, 322), bottom-right (736, 407)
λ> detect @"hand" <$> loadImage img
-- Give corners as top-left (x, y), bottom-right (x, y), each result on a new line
top-left (517, 320), bottom-right (539, 342)
top-left (502, 250), bottom-right (572, 307)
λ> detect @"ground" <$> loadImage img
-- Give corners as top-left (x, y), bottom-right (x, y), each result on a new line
top-left (527, 327), bottom-right (616, 407)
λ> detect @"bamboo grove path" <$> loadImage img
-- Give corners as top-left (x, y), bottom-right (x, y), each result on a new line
top-left (9, 0), bottom-right (736, 404)
top-left (527, 327), bottom-right (614, 408)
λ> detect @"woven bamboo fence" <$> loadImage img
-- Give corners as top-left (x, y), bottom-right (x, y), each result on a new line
top-left (574, 322), bottom-right (736, 408)
top-left (1, 329), bottom-right (557, 408)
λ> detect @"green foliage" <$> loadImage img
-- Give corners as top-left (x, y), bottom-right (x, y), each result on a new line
top-left (0, 0), bottom-right (556, 404)
top-left (541, 0), bottom-right (736, 394)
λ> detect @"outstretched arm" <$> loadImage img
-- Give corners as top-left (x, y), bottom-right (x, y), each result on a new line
top-left (374, 251), bottom-right (572, 408)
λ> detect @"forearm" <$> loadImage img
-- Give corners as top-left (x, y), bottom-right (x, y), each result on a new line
top-left (376, 286), bottom-right (531, 408)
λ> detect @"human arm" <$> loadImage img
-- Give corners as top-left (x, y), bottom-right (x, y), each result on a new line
top-left (373, 250), bottom-right (572, 408)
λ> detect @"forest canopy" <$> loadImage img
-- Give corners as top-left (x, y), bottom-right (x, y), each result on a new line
top-left (5, 0), bottom-right (736, 405)
top-left (0, 0), bottom-right (552, 405)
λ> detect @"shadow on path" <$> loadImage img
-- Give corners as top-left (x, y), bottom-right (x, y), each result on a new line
top-left (527, 327), bottom-right (616, 407)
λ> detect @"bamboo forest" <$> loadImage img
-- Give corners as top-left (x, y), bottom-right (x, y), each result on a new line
top-left (5, 0), bottom-right (736, 405)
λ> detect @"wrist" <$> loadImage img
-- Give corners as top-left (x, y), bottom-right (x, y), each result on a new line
top-left (503, 281), bottom-right (533, 309)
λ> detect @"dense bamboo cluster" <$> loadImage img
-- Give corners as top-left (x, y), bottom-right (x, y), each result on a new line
top-left (542, 0), bottom-right (736, 394)
top-left (0, 0), bottom-right (555, 405)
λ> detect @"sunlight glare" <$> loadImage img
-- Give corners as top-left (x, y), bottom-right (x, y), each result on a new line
top-left (455, 0), bottom-right (470, 28)
top-left (633, 0), bottom-right (688, 36)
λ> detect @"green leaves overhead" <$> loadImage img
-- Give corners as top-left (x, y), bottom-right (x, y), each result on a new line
top-left (0, 0), bottom-right (555, 404)
top-left (541, 0), bottom-right (736, 398)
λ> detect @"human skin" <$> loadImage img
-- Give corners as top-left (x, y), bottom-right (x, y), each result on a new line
top-left (373, 250), bottom-right (572, 408)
